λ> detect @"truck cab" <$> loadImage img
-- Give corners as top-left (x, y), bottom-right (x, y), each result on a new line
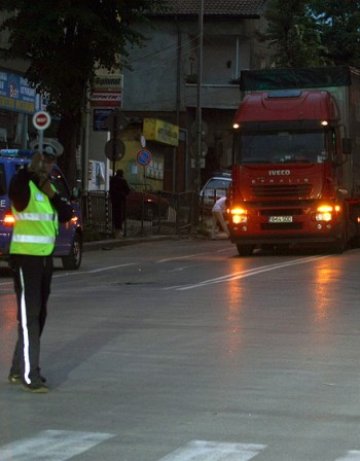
top-left (0, 149), bottom-right (83, 269)
top-left (228, 67), bottom-right (360, 255)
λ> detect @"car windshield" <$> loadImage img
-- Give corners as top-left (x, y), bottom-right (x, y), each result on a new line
top-left (201, 178), bottom-right (231, 195)
top-left (236, 130), bottom-right (326, 164)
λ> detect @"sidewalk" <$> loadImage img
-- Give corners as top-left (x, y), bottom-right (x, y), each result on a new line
top-left (83, 216), bottom-right (181, 252)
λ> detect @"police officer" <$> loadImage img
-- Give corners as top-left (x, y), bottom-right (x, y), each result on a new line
top-left (8, 148), bottom-right (73, 393)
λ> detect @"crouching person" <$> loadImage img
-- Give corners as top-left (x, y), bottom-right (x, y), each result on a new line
top-left (211, 196), bottom-right (230, 239)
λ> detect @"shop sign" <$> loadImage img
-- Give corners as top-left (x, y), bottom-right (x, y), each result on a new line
top-left (90, 73), bottom-right (123, 108)
top-left (93, 108), bottom-right (113, 131)
top-left (0, 71), bottom-right (36, 114)
top-left (90, 92), bottom-right (121, 107)
top-left (143, 118), bottom-right (179, 147)
top-left (93, 74), bottom-right (123, 91)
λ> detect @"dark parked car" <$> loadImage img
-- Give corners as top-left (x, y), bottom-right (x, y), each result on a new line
top-left (126, 184), bottom-right (169, 221)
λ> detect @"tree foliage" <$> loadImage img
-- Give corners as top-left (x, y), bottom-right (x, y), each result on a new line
top-left (309, 0), bottom-right (360, 66)
top-left (261, 0), bottom-right (360, 68)
top-left (0, 0), bottom-right (164, 186)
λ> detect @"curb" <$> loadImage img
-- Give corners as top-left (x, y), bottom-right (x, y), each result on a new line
top-left (83, 234), bottom-right (176, 252)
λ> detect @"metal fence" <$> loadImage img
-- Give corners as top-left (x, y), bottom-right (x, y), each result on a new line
top-left (81, 190), bottom-right (197, 240)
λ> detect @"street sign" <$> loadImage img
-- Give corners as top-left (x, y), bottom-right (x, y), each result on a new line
top-left (191, 119), bottom-right (208, 138)
top-left (32, 111), bottom-right (51, 131)
top-left (105, 139), bottom-right (125, 161)
top-left (136, 149), bottom-right (152, 166)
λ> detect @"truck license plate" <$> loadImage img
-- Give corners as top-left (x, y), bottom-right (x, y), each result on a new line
top-left (268, 216), bottom-right (293, 223)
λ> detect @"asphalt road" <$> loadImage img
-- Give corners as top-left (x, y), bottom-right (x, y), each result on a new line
top-left (1, 238), bottom-right (360, 461)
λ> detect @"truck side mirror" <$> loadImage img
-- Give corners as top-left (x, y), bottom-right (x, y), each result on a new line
top-left (342, 138), bottom-right (352, 155)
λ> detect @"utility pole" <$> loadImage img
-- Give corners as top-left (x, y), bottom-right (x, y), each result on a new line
top-left (191, 0), bottom-right (204, 229)
top-left (195, 0), bottom-right (204, 196)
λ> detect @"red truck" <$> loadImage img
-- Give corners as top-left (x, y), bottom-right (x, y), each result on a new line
top-left (228, 66), bottom-right (360, 255)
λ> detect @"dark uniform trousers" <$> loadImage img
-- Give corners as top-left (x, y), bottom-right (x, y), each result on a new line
top-left (10, 254), bottom-right (53, 385)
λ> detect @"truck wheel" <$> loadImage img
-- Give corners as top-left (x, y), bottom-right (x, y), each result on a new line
top-left (62, 233), bottom-right (82, 270)
top-left (236, 244), bottom-right (254, 256)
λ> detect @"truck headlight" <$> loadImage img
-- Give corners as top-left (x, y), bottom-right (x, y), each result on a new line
top-left (231, 207), bottom-right (248, 224)
top-left (315, 204), bottom-right (341, 222)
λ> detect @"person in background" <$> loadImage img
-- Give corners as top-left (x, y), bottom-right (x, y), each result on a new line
top-left (211, 195), bottom-right (230, 239)
top-left (109, 169), bottom-right (130, 238)
top-left (8, 149), bottom-right (73, 393)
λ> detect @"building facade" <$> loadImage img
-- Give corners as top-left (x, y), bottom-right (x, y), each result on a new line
top-left (0, 1), bottom-right (272, 194)
top-left (121, 0), bottom-right (271, 192)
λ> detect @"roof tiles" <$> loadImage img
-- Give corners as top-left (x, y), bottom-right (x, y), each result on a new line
top-left (158, 0), bottom-right (268, 17)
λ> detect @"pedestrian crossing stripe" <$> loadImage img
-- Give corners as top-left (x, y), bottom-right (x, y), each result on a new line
top-left (335, 451), bottom-right (360, 461)
top-left (1, 433), bottom-right (360, 461)
top-left (157, 440), bottom-right (266, 461)
top-left (157, 441), bottom-right (360, 461)
top-left (0, 430), bottom-right (114, 461)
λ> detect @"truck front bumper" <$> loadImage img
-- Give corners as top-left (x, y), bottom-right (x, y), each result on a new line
top-left (228, 205), bottom-right (350, 247)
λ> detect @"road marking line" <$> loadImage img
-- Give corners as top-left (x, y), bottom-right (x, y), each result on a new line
top-left (157, 440), bottom-right (266, 461)
top-left (85, 262), bottom-right (137, 274)
top-left (52, 262), bottom-right (137, 278)
top-left (166, 255), bottom-right (329, 291)
top-left (157, 252), bottom-right (209, 263)
top-left (0, 263), bottom-right (138, 286)
top-left (0, 430), bottom-right (114, 461)
top-left (335, 451), bottom-right (360, 460)
top-left (158, 247), bottom-right (233, 264)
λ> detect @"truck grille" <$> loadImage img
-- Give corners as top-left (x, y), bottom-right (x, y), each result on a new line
top-left (260, 208), bottom-right (303, 216)
top-left (251, 184), bottom-right (312, 197)
top-left (261, 223), bottom-right (303, 230)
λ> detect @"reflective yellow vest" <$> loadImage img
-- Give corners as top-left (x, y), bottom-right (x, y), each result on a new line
top-left (10, 181), bottom-right (58, 256)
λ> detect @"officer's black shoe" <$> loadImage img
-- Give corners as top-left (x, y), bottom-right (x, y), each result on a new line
top-left (8, 373), bottom-right (21, 384)
top-left (8, 372), bottom-right (47, 384)
top-left (22, 382), bottom-right (49, 394)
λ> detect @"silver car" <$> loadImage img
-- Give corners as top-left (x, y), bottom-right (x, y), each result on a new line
top-left (199, 174), bottom-right (231, 209)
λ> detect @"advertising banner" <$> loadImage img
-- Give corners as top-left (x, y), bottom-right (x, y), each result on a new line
top-left (0, 70), bottom-right (37, 113)
top-left (143, 118), bottom-right (179, 146)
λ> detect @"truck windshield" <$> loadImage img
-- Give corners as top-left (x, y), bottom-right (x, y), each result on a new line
top-left (236, 130), bottom-right (326, 164)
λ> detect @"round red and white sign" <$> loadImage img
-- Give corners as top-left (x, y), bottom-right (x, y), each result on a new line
top-left (32, 111), bottom-right (51, 130)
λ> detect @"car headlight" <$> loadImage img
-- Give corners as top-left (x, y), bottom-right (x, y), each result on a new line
top-left (4, 212), bottom-right (15, 225)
